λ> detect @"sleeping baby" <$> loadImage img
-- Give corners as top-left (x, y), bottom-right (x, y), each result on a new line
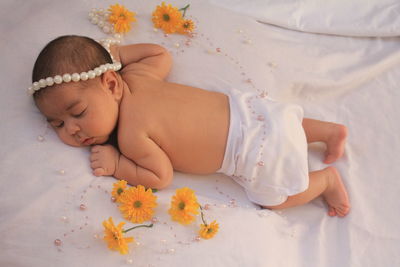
top-left (30, 35), bottom-right (350, 217)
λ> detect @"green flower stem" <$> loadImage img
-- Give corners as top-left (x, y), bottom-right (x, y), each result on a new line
top-left (179, 4), bottom-right (190, 17)
top-left (199, 205), bottom-right (208, 226)
top-left (123, 223), bottom-right (153, 233)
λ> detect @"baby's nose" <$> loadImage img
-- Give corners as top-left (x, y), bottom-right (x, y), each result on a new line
top-left (65, 121), bottom-right (80, 135)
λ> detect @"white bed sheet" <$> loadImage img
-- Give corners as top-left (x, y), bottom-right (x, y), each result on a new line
top-left (209, 0), bottom-right (400, 37)
top-left (1, 0), bottom-right (399, 266)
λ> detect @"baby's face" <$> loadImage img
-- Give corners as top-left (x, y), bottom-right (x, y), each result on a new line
top-left (35, 81), bottom-right (119, 147)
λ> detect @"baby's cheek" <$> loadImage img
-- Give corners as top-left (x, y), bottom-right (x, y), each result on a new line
top-left (58, 132), bottom-right (80, 147)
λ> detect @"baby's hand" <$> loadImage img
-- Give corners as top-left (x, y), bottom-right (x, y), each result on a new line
top-left (90, 145), bottom-right (120, 177)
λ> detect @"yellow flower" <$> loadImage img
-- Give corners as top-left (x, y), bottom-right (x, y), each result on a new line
top-left (152, 2), bottom-right (183, 34)
top-left (169, 187), bottom-right (199, 225)
top-left (118, 185), bottom-right (157, 223)
top-left (102, 217), bottom-right (134, 254)
top-left (108, 4), bottom-right (136, 33)
top-left (199, 220), bottom-right (219, 239)
top-left (178, 19), bottom-right (195, 34)
top-left (111, 180), bottom-right (127, 202)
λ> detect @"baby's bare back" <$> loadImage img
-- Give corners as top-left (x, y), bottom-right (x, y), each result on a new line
top-left (119, 73), bottom-right (229, 174)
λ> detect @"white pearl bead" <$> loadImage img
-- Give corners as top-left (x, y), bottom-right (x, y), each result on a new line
top-left (94, 68), bottom-right (102, 76)
top-left (46, 77), bottom-right (54, 86)
top-left (90, 17), bottom-right (98, 25)
top-left (98, 20), bottom-right (105, 28)
top-left (102, 26), bottom-right (110, 33)
top-left (54, 75), bottom-right (63, 84)
top-left (80, 72), bottom-right (89, 81)
top-left (100, 65), bottom-right (107, 73)
top-left (113, 33), bottom-right (121, 39)
top-left (39, 79), bottom-right (47, 88)
top-left (33, 82), bottom-right (40, 91)
top-left (115, 62), bottom-right (122, 71)
top-left (28, 87), bottom-right (34, 94)
top-left (71, 73), bottom-right (80, 82)
top-left (62, 74), bottom-right (71, 82)
top-left (87, 70), bottom-right (96, 79)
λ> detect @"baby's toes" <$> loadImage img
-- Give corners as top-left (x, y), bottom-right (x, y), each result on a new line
top-left (328, 207), bottom-right (337, 217)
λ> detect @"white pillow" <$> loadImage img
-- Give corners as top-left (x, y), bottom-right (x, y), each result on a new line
top-left (208, 0), bottom-right (400, 37)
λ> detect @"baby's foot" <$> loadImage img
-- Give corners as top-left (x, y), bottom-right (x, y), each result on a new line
top-left (324, 124), bottom-right (348, 164)
top-left (322, 167), bottom-right (350, 217)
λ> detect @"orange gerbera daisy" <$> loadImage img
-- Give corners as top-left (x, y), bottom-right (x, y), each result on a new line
top-left (152, 2), bottom-right (183, 34)
top-left (108, 4), bottom-right (136, 33)
top-left (102, 217), bottom-right (134, 254)
top-left (178, 19), bottom-right (195, 34)
top-left (169, 187), bottom-right (199, 225)
top-left (118, 185), bottom-right (157, 223)
top-left (199, 220), bottom-right (219, 239)
top-left (111, 180), bottom-right (127, 202)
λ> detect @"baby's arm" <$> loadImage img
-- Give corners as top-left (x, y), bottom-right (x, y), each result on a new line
top-left (110, 43), bottom-right (172, 80)
top-left (90, 135), bottom-right (173, 189)
top-left (116, 134), bottom-right (173, 189)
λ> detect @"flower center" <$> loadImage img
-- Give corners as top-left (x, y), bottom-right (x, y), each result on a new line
top-left (134, 200), bottom-right (142, 208)
top-left (117, 188), bottom-right (123, 195)
top-left (163, 14), bottom-right (170, 21)
top-left (178, 202), bottom-right (185, 210)
top-left (113, 232), bottom-right (119, 240)
top-left (207, 228), bottom-right (213, 234)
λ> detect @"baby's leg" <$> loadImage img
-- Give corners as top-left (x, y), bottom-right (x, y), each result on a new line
top-left (263, 167), bottom-right (350, 217)
top-left (302, 118), bottom-right (348, 164)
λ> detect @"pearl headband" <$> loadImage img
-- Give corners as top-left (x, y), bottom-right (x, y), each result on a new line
top-left (28, 38), bottom-right (122, 95)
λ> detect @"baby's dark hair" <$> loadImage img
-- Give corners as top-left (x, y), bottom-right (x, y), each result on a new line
top-left (32, 35), bottom-right (113, 98)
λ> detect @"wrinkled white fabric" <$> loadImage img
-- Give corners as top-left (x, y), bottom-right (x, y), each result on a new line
top-left (208, 0), bottom-right (400, 37)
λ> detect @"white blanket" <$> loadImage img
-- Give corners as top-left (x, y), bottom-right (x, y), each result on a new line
top-left (1, 0), bottom-right (399, 266)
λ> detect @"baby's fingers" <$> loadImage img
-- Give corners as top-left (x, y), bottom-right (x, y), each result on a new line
top-left (91, 145), bottom-right (103, 153)
top-left (93, 167), bottom-right (105, 176)
top-left (90, 160), bottom-right (101, 170)
top-left (90, 152), bottom-right (100, 162)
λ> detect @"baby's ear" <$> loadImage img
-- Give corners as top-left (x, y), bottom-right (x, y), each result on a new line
top-left (102, 70), bottom-right (122, 101)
